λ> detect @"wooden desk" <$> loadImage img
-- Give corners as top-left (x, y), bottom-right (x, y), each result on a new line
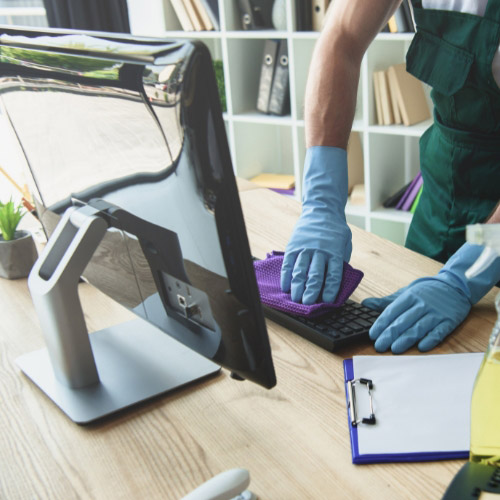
top-left (1, 187), bottom-right (498, 499)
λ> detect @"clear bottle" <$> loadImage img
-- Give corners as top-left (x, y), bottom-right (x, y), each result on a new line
top-left (469, 287), bottom-right (500, 466)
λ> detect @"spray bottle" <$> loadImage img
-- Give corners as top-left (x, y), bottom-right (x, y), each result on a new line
top-left (466, 223), bottom-right (500, 467)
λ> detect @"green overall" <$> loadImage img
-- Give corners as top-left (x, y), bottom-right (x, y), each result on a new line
top-left (405, 0), bottom-right (500, 263)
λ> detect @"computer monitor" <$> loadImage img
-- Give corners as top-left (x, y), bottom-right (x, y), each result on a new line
top-left (0, 26), bottom-right (276, 423)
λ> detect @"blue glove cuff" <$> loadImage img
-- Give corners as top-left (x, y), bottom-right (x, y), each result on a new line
top-left (439, 243), bottom-right (500, 304)
top-left (302, 146), bottom-right (348, 209)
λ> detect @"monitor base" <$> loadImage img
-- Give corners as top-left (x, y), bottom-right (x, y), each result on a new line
top-left (16, 318), bottom-right (221, 424)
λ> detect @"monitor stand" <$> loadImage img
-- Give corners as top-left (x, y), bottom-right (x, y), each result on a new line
top-left (16, 206), bottom-right (220, 424)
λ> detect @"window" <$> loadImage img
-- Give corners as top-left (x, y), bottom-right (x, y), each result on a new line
top-left (0, 0), bottom-right (47, 27)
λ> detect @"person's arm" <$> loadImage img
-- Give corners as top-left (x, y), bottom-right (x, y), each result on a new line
top-left (281, 0), bottom-right (401, 305)
top-left (305, 0), bottom-right (401, 149)
top-left (486, 201), bottom-right (500, 223)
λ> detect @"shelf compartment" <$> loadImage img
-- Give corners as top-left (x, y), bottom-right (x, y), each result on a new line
top-left (226, 38), bottom-right (291, 116)
top-left (231, 121), bottom-right (294, 183)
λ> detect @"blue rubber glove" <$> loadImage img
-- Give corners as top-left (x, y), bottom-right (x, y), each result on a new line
top-left (280, 146), bottom-right (352, 304)
top-left (362, 243), bottom-right (500, 354)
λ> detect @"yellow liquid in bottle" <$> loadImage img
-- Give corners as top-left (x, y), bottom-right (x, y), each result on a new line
top-left (470, 348), bottom-right (500, 466)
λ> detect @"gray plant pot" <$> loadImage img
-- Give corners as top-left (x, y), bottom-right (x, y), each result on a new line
top-left (0, 230), bottom-right (38, 279)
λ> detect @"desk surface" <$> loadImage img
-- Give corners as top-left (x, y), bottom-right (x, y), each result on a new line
top-left (1, 186), bottom-right (497, 499)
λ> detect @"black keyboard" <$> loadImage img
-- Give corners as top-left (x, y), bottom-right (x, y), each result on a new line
top-left (261, 299), bottom-right (380, 351)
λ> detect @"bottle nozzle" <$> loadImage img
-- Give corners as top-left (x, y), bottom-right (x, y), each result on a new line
top-left (465, 223), bottom-right (500, 278)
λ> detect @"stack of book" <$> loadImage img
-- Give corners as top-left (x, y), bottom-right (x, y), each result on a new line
top-left (170, 0), bottom-right (219, 31)
top-left (384, 171), bottom-right (423, 213)
top-left (256, 40), bottom-right (290, 116)
top-left (373, 63), bottom-right (431, 126)
top-left (250, 173), bottom-right (295, 196)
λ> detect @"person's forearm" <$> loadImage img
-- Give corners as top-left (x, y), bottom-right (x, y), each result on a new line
top-left (305, 35), bottom-right (360, 149)
top-left (486, 201), bottom-right (500, 223)
top-left (305, 0), bottom-right (401, 149)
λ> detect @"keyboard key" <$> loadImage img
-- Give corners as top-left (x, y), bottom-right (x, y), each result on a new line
top-left (353, 318), bottom-right (372, 328)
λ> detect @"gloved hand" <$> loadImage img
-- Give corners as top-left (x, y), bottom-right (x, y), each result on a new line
top-left (280, 146), bottom-right (352, 304)
top-left (362, 243), bottom-right (500, 354)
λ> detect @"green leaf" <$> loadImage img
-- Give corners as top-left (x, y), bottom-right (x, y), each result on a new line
top-left (0, 198), bottom-right (25, 241)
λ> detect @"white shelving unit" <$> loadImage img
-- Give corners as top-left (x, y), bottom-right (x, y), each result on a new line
top-left (127, 0), bottom-right (433, 246)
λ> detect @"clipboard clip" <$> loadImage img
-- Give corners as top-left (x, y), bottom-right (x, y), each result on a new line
top-left (347, 378), bottom-right (376, 427)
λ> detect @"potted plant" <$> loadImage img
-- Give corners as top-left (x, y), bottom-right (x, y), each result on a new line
top-left (0, 199), bottom-right (38, 279)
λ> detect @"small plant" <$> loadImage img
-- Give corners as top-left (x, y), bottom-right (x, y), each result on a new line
top-left (213, 60), bottom-right (227, 112)
top-left (0, 199), bottom-right (25, 241)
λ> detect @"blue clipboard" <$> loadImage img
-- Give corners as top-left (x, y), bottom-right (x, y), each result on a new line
top-left (343, 358), bottom-right (471, 465)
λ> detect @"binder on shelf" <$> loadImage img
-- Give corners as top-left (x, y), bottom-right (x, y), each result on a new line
top-left (295, 0), bottom-right (312, 31)
top-left (256, 39), bottom-right (279, 113)
top-left (311, 0), bottom-right (330, 32)
top-left (200, 0), bottom-right (220, 30)
top-left (237, 0), bottom-right (274, 30)
top-left (170, 0), bottom-right (195, 31)
top-left (387, 63), bottom-right (430, 126)
top-left (401, 0), bottom-right (415, 32)
top-left (268, 41), bottom-right (290, 116)
top-left (344, 353), bottom-right (483, 464)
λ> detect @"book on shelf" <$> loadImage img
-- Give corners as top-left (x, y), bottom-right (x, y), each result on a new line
top-left (373, 63), bottom-right (430, 126)
top-left (410, 185), bottom-right (423, 213)
top-left (383, 171), bottom-right (423, 212)
top-left (182, 0), bottom-right (204, 31)
top-left (192, 0), bottom-right (214, 30)
top-left (383, 181), bottom-right (411, 208)
top-left (399, 173), bottom-right (423, 211)
top-left (377, 70), bottom-right (394, 125)
top-left (389, 171), bottom-right (422, 212)
top-left (200, 0), bottom-right (220, 30)
top-left (250, 173), bottom-right (295, 191)
top-left (373, 71), bottom-right (383, 125)
top-left (386, 2), bottom-right (415, 33)
top-left (387, 67), bottom-right (402, 124)
top-left (387, 63), bottom-right (431, 126)
top-left (170, 0), bottom-right (194, 31)
top-left (347, 131), bottom-right (364, 195)
top-left (349, 184), bottom-right (365, 205)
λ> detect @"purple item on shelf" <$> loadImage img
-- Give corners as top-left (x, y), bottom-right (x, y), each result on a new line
top-left (395, 171), bottom-right (421, 210)
top-left (270, 188), bottom-right (295, 196)
top-left (254, 251), bottom-right (364, 317)
top-left (400, 174), bottom-right (423, 211)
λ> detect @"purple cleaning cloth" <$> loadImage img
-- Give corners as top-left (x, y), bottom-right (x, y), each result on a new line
top-left (254, 251), bottom-right (364, 317)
